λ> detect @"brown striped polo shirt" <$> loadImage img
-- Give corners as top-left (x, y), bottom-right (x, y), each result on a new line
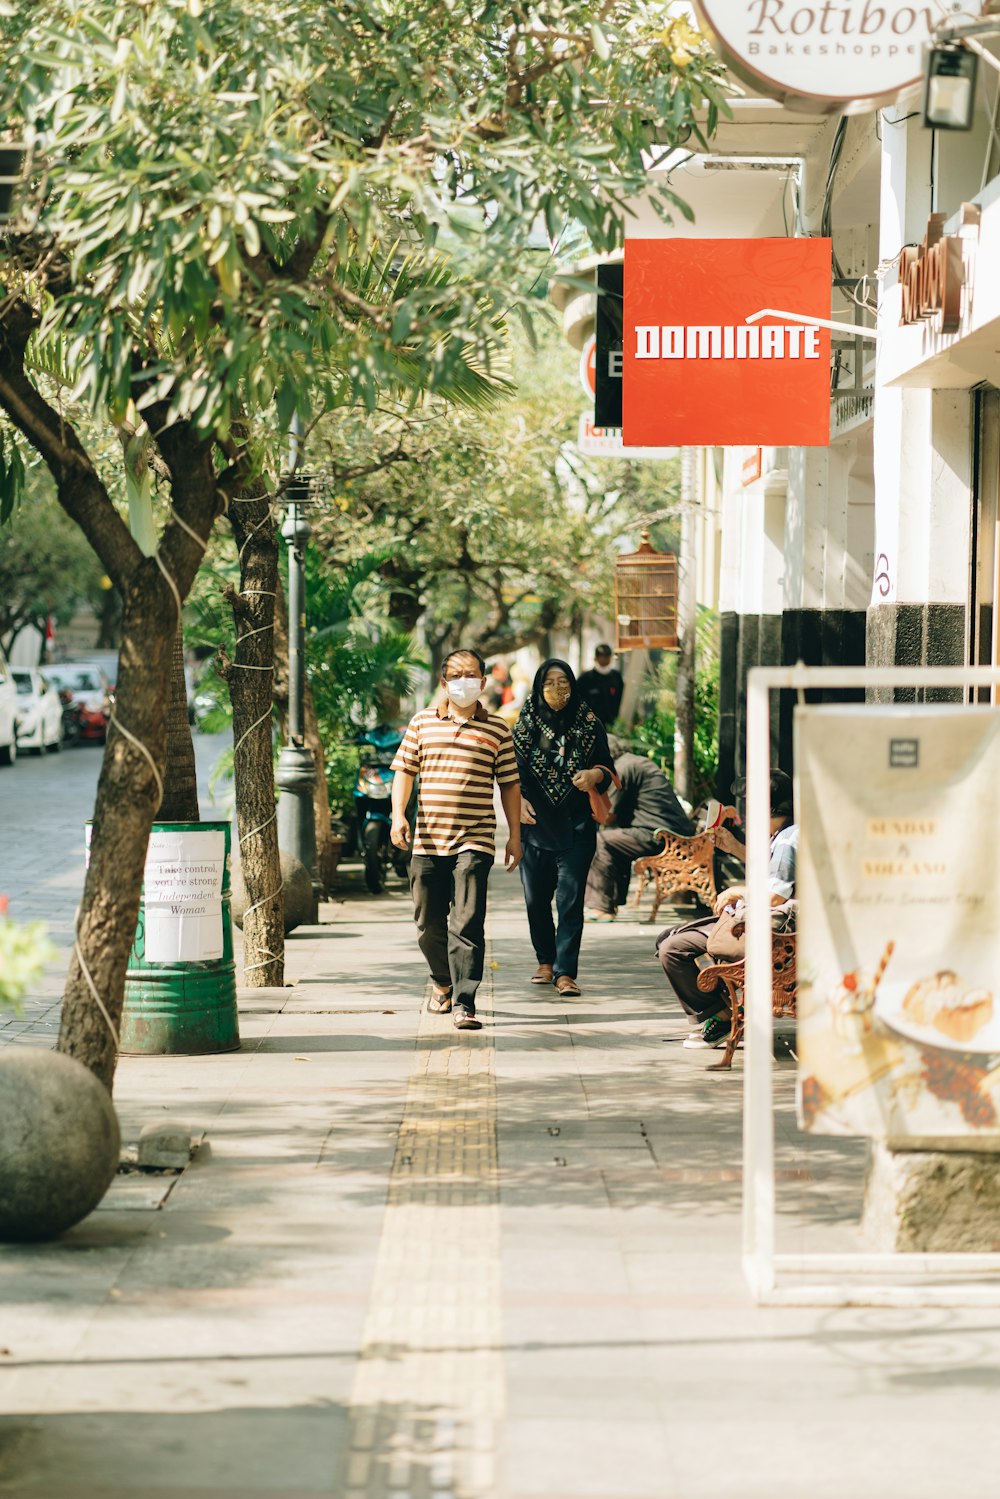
top-left (391, 701), bottom-right (519, 857)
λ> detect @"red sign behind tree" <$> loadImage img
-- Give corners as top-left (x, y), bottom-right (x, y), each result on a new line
top-left (622, 238), bottom-right (832, 448)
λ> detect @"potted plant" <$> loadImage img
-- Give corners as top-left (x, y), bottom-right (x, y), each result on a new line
top-left (0, 896), bottom-right (55, 1013)
top-left (325, 734), bottom-right (360, 880)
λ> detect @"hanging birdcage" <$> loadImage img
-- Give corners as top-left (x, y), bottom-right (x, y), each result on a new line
top-left (614, 531), bottom-right (679, 651)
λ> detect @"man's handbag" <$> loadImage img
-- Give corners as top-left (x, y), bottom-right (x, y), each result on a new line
top-left (588, 766), bottom-right (621, 826)
top-left (706, 906), bottom-right (746, 962)
top-left (705, 898), bottom-right (797, 964)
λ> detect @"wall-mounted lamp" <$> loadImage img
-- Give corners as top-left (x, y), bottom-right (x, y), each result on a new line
top-left (923, 42), bottom-right (979, 130)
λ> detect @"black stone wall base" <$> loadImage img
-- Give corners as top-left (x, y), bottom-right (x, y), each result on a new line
top-left (716, 608), bottom-right (867, 801)
top-left (716, 612), bottom-right (738, 804)
top-left (866, 602), bottom-right (967, 703)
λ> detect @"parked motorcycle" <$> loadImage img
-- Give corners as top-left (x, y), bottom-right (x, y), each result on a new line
top-left (352, 726), bottom-right (414, 894)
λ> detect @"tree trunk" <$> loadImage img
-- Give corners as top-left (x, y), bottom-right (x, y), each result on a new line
top-left (95, 584), bottom-right (121, 649)
top-left (158, 623), bottom-right (200, 821)
top-left (225, 487), bottom-right (284, 986)
top-left (58, 570), bottom-right (175, 1091)
top-left (273, 575), bottom-right (334, 890)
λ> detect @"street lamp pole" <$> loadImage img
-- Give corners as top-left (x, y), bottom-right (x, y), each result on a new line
top-left (275, 420), bottom-right (318, 908)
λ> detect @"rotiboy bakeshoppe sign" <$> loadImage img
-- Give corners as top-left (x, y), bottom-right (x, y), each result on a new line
top-left (622, 238), bottom-right (832, 448)
top-left (695, 0), bottom-right (984, 112)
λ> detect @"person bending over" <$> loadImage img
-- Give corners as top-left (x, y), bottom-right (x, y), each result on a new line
top-left (583, 734), bottom-right (693, 921)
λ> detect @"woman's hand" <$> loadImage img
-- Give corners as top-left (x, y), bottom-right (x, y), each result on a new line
top-left (571, 768), bottom-right (602, 791)
top-left (521, 798), bottom-right (537, 826)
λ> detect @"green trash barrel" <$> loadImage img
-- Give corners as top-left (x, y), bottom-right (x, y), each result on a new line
top-left (121, 820), bottom-right (240, 1055)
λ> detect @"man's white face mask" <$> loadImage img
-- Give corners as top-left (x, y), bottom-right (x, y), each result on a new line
top-left (447, 677), bottom-right (483, 709)
top-left (595, 661), bottom-right (613, 676)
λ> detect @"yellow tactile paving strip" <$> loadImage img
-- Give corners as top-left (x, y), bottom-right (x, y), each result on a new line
top-left (341, 949), bottom-right (504, 1499)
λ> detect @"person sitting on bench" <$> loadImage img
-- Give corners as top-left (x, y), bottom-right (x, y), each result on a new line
top-left (656, 770), bottom-right (797, 1051)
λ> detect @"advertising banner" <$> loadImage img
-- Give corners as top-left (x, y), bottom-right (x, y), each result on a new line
top-left (796, 704), bottom-right (1000, 1147)
top-left (622, 238), bottom-right (832, 448)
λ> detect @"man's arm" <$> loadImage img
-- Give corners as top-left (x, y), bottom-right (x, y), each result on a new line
top-left (390, 770), bottom-right (415, 850)
top-left (499, 782), bottom-right (522, 870)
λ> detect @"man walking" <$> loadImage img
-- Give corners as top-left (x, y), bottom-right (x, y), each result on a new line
top-left (391, 649), bottom-right (522, 1030)
top-left (584, 735), bottom-right (693, 920)
top-left (576, 643), bottom-right (624, 726)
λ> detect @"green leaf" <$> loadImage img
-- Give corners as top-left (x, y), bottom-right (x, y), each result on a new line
top-left (590, 23), bottom-right (611, 61)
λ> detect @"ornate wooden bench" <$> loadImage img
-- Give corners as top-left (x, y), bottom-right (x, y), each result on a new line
top-left (695, 932), bottom-right (797, 1072)
top-left (632, 807), bottom-right (739, 923)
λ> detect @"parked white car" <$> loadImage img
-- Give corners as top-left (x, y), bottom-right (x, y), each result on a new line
top-left (11, 668), bottom-right (63, 754)
top-left (0, 650), bottom-right (16, 765)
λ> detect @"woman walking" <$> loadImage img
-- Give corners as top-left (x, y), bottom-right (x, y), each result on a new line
top-left (512, 660), bottom-right (614, 997)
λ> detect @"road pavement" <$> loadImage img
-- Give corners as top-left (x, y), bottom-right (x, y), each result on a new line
top-left (0, 729), bottom-right (232, 1042)
top-left (3, 747), bottom-right (1000, 1496)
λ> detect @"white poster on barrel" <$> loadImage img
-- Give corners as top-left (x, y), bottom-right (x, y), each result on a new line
top-left (796, 704), bottom-right (1000, 1147)
top-left (143, 828), bottom-right (226, 964)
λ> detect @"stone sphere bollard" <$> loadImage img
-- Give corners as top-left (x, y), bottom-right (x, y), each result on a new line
top-left (231, 848), bottom-right (315, 934)
top-left (0, 1048), bottom-right (120, 1242)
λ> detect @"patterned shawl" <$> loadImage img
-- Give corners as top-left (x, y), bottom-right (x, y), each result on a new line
top-left (512, 659), bottom-right (601, 809)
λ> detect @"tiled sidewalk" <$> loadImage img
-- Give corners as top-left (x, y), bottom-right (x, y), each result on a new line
top-left (2, 865), bottom-right (1000, 1497)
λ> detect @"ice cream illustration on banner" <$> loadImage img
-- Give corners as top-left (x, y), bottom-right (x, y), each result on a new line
top-left (830, 940), bottom-right (895, 1052)
top-left (902, 972), bottom-right (995, 1045)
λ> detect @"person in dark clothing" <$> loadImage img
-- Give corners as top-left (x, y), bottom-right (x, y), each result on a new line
top-left (583, 734), bottom-right (694, 919)
top-left (576, 643), bottom-right (624, 726)
top-left (513, 659), bottom-right (613, 997)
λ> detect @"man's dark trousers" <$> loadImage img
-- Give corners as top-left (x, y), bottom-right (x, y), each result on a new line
top-left (656, 915), bottom-right (725, 1020)
top-left (409, 850), bottom-right (493, 1014)
top-left (584, 827), bottom-right (661, 913)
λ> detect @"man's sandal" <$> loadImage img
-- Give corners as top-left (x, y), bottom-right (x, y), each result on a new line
top-left (555, 975), bottom-right (582, 997)
top-left (428, 987), bottom-right (452, 1013)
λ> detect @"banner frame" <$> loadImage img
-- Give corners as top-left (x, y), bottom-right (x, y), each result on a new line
top-left (745, 663), bottom-right (1000, 1307)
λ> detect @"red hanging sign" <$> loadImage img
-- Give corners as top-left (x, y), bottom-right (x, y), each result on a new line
top-left (622, 238), bottom-right (832, 448)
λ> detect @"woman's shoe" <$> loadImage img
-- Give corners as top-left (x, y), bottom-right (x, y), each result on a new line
top-left (531, 963), bottom-right (555, 985)
top-left (584, 908), bottom-right (617, 922)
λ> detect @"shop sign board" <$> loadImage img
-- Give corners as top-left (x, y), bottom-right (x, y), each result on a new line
top-left (741, 446), bottom-right (763, 485)
top-left (622, 237), bottom-right (832, 448)
top-left (898, 205), bottom-right (979, 336)
top-left (694, 0), bottom-right (986, 114)
top-left (576, 414), bottom-right (677, 460)
top-left (595, 261), bottom-right (624, 429)
top-left (579, 336), bottom-right (597, 399)
top-left (796, 704), bottom-right (1000, 1146)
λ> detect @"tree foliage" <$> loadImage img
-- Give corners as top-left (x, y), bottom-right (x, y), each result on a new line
top-left (0, 479), bottom-right (103, 650)
top-left (1, 0), bottom-right (727, 466)
top-left (0, 0), bottom-right (725, 1087)
top-left (314, 322), bottom-right (682, 659)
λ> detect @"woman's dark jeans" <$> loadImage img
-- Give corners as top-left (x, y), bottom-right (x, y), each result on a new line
top-left (519, 826), bottom-right (597, 980)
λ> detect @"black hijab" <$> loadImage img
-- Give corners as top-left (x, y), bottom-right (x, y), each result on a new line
top-left (513, 658), bottom-right (601, 807)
